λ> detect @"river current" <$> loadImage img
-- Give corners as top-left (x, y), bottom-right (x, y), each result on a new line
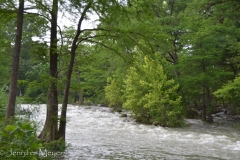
top-left (22, 104), bottom-right (240, 160)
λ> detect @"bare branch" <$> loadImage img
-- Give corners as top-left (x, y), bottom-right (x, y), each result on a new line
top-left (57, 25), bottom-right (63, 55)
top-left (77, 2), bottom-right (93, 35)
top-left (80, 28), bottom-right (107, 33)
top-left (71, 2), bottom-right (93, 52)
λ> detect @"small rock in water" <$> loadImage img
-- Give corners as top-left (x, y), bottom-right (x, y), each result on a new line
top-left (123, 119), bottom-right (130, 122)
top-left (120, 114), bottom-right (127, 117)
top-left (152, 121), bottom-right (160, 126)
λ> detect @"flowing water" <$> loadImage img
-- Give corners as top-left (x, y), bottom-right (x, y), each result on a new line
top-left (22, 104), bottom-right (240, 160)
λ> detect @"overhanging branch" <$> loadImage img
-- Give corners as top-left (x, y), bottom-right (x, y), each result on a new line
top-left (84, 39), bottom-right (128, 62)
top-left (24, 11), bottom-right (50, 22)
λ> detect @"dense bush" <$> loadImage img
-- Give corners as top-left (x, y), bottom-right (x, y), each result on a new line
top-left (0, 120), bottom-right (42, 160)
top-left (105, 75), bottom-right (124, 109)
top-left (0, 119), bottom-right (66, 160)
top-left (0, 87), bottom-right (65, 159)
top-left (123, 53), bottom-right (184, 127)
top-left (214, 75), bottom-right (240, 114)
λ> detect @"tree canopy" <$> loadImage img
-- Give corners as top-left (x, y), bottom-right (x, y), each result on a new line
top-left (0, 0), bottom-right (240, 144)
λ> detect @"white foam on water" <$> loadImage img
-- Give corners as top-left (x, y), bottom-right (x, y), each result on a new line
top-left (22, 104), bottom-right (240, 160)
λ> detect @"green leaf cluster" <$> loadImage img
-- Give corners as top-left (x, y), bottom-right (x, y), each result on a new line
top-left (214, 76), bottom-right (240, 112)
top-left (0, 120), bottom-right (42, 160)
top-left (105, 75), bottom-right (124, 108)
top-left (0, 85), bottom-right (8, 123)
top-left (123, 49), bottom-right (184, 127)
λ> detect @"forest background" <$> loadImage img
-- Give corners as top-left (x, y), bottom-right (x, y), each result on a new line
top-left (0, 0), bottom-right (239, 157)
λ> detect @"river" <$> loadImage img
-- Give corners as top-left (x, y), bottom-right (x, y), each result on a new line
top-left (22, 104), bottom-right (240, 160)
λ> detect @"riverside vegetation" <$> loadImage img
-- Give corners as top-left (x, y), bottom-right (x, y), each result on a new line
top-left (0, 0), bottom-right (240, 157)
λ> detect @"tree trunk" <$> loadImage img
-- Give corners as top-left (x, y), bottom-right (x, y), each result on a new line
top-left (202, 103), bottom-right (207, 122)
top-left (200, 58), bottom-right (207, 122)
top-left (79, 91), bottom-right (84, 105)
top-left (6, 0), bottom-right (24, 122)
top-left (58, 45), bottom-right (76, 141)
top-left (206, 85), bottom-right (213, 123)
top-left (78, 71), bottom-right (84, 104)
top-left (58, 26), bottom-right (80, 140)
top-left (39, 0), bottom-right (59, 142)
top-left (58, 2), bottom-right (92, 141)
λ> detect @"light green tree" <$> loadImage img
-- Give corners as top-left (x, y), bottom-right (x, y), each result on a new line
top-left (123, 49), bottom-right (184, 127)
top-left (105, 75), bottom-right (124, 110)
top-left (214, 75), bottom-right (240, 114)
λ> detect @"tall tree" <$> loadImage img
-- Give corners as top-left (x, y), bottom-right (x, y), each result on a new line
top-left (38, 0), bottom-right (59, 142)
top-left (5, 0), bottom-right (24, 121)
top-left (58, 0), bottom-right (126, 141)
top-left (178, 0), bottom-right (239, 121)
top-left (58, 0), bottom-right (92, 141)
top-left (151, 0), bottom-right (188, 77)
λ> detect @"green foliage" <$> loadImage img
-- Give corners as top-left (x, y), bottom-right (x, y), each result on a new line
top-left (105, 75), bottom-right (124, 108)
top-left (176, 0), bottom-right (239, 120)
top-left (73, 44), bottom-right (129, 105)
top-left (22, 63), bottom-right (49, 103)
top-left (24, 79), bottom-right (48, 103)
top-left (76, 47), bottom-right (109, 104)
top-left (123, 51), bottom-right (184, 127)
top-left (0, 120), bottom-right (42, 160)
top-left (0, 0), bottom-right (239, 134)
top-left (0, 85), bottom-right (8, 125)
top-left (0, 11), bottom-right (13, 87)
top-left (0, 115), bottom-right (66, 160)
top-left (214, 75), bottom-right (240, 113)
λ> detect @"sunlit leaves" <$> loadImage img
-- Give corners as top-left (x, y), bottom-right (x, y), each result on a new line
top-left (105, 75), bottom-right (124, 108)
top-left (214, 76), bottom-right (240, 111)
top-left (123, 48), bottom-right (184, 126)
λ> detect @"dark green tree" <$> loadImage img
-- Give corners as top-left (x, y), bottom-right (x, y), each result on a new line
top-left (178, 0), bottom-right (240, 121)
